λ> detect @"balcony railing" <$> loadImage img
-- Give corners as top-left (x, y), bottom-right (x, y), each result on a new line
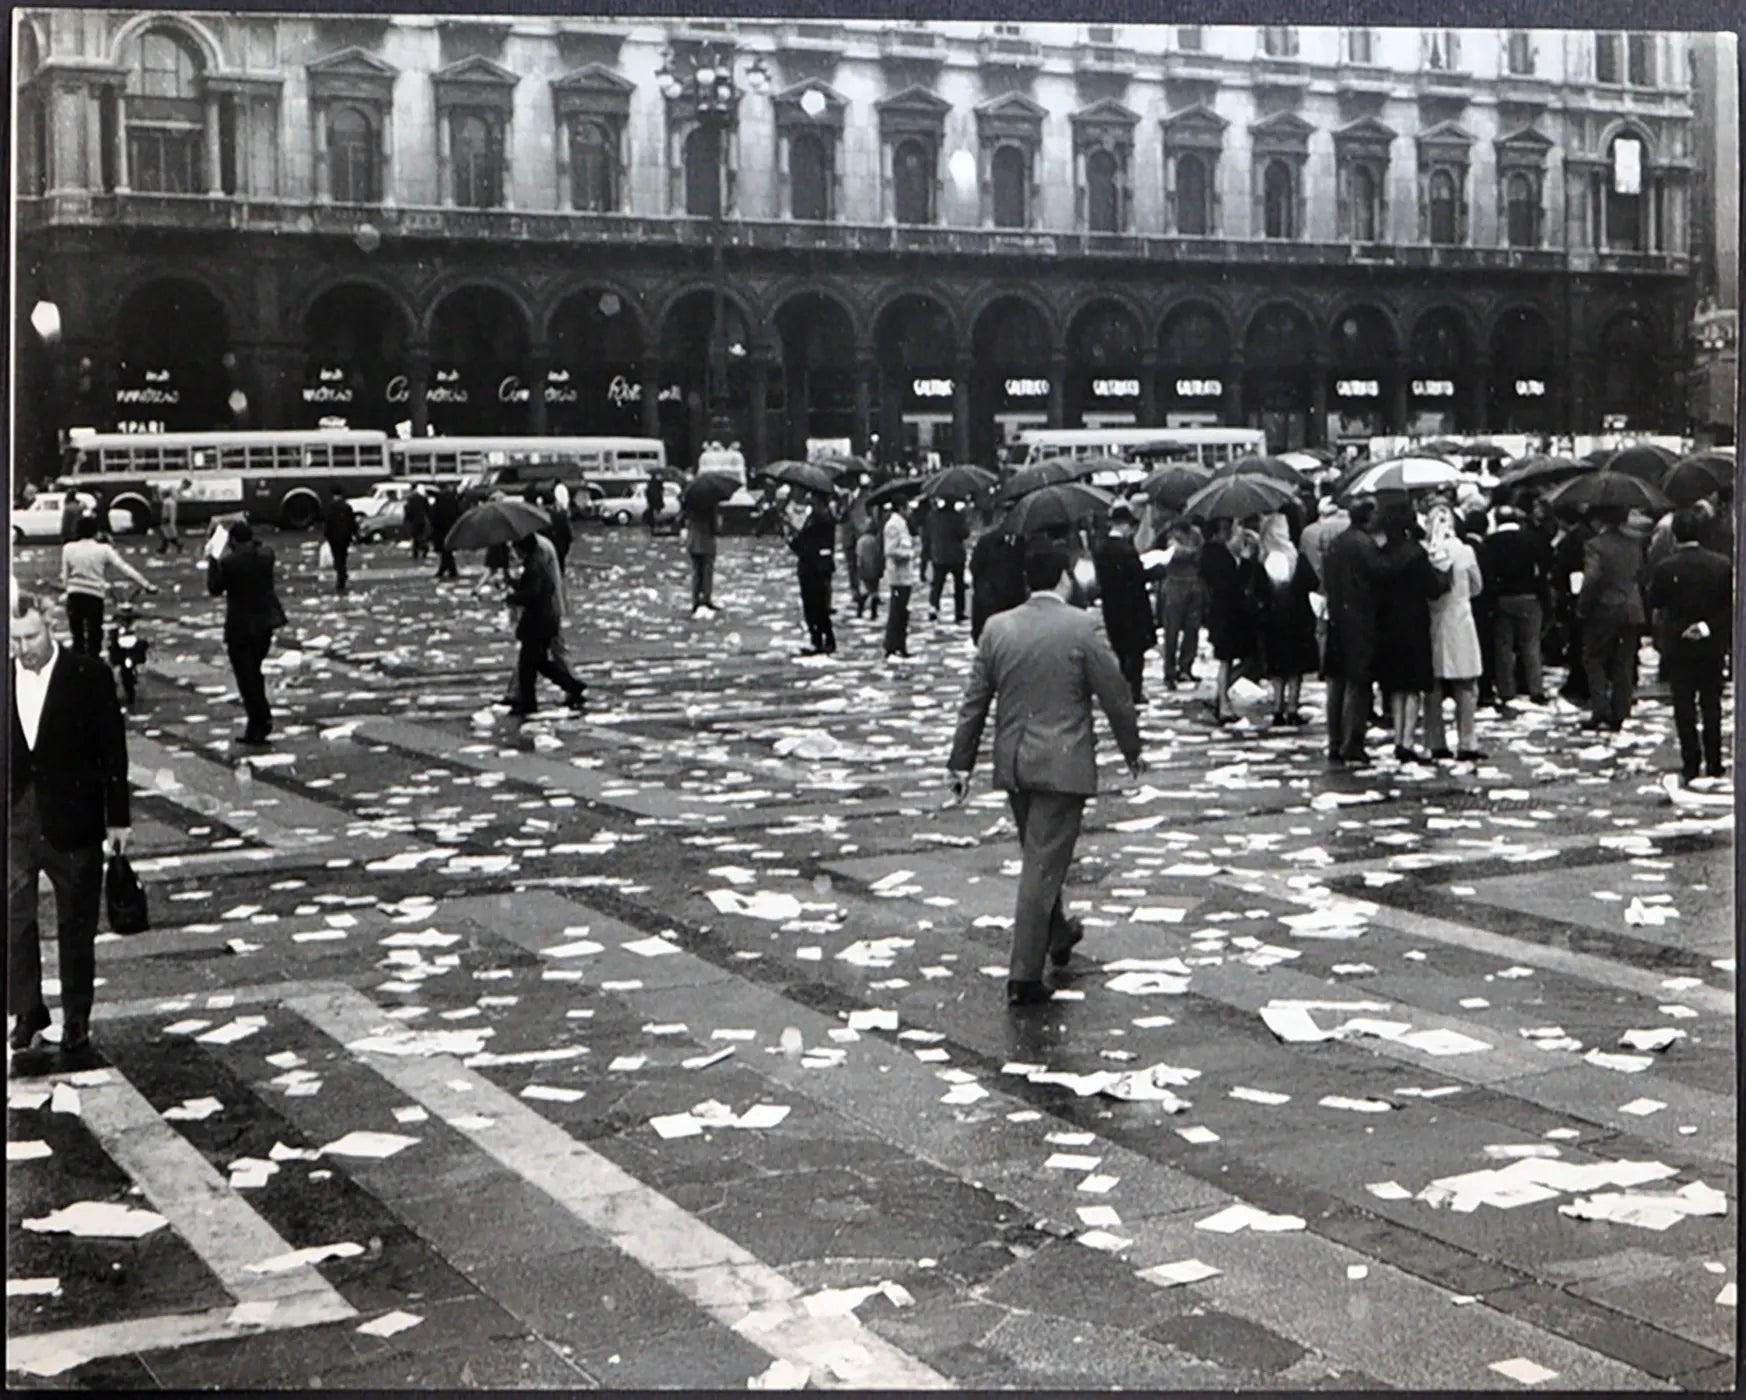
top-left (17, 193), bottom-right (1693, 278)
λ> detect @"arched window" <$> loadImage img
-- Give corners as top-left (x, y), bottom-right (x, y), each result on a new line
top-left (1428, 169), bottom-right (1458, 244)
top-left (451, 111), bottom-right (503, 209)
top-left (328, 105), bottom-right (377, 204)
top-left (127, 28), bottom-right (204, 193)
top-left (992, 144), bottom-right (1028, 229)
top-left (569, 120), bottom-right (615, 212)
top-left (1605, 135), bottom-right (1644, 250)
top-left (1351, 164), bottom-right (1379, 241)
top-left (1086, 149), bottom-right (1120, 233)
top-left (790, 132), bottom-right (831, 221)
top-left (893, 137), bottom-right (933, 225)
top-left (684, 124), bottom-right (722, 217)
top-left (1263, 160), bottom-right (1295, 239)
top-left (1176, 153), bottom-right (1210, 235)
top-left (1347, 28), bottom-right (1374, 64)
top-left (1506, 172), bottom-right (1538, 247)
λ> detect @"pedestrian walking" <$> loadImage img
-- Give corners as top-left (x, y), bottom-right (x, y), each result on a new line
top-left (842, 482), bottom-right (873, 617)
top-left (970, 527), bottom-right (1027, 643)
top-left (432, 484), bottom-right (462, 579)
top-left (883, 503), bottom-right (917, 660)
top-left (59, 492), bottom-right (87, 544)
top-left (787, 493), bottom-right (837, 656)
top-left (1155, 517), bottom-right (1205, 690)
top-left (60, 515), bottom-right (157, 658)
top-left (1577, 505), bottom-right (1647, 733)
top-left (1551, 507), bottom-right (1592, 703)
top-left (1480, 505), bottom-right (1554, 707)
top-left (855, 514), bottom-right (884, 620)
top-left (503, 532), bottom-right (587, 717)
top-left (947, 543), bottom-right (1144, 1007)
top-left (8, 592), bottom-right (132, 1063)
top-left (496, 530), bottom-right (576, 706)
top-left (1421, 500), bottom-right (1487, 760)
top-left (405, 485), bottom-right (432, 561)
top-left (684, 495), bottom-right (719, 616)
top-left (1091, 502), bottom-right (1156, 704)
top-left (206, 520), bottom-right (286, 746)
top-left (322, 493), bottom-right (357, 594)
top-left (1373, 504), bottom-right (1444, 764)
top-left (1319, 498), bottom-right (1407, 766)
top-left (1198, 519), bottom-right (1263, 724)
top-left (542, 486), bottom-right (573, 572)
top-left (644, 476), bottom-right (667, 534)
top-left (1647, 508), bottom-right (1731, 785)
top-left (156, 480), bottom-right (185, 555)
top-left (925, 498), bottom-right (970, 623)
top-left (1253, 512), bottom-right (1317, 726)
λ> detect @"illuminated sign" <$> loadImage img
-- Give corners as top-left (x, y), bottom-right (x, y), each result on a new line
top-left (426, 368), bottom-right (469, 405)
top-left (1515, 378), bottom-right (1546, 397)
top-left (1335, 379), bottom-right (1379, 398)
top-left (544, 368), bottom-right (579, 404)
top-left (302, 366), bottom-right (354, 405)
top-left (498, 376), bottom-right (532, 404)
top-left (606, 374), bottom-right (681, 406)
top-left (1092, 378), bottom-right (1140, 398)
top-left (115, 368), bottom-right (180, 406)
top-left (1411, 379), bottom-right (1455, 397)
top-left (911, 377), bottom-right (955, 398)
top-left (1004, 377), bottom-right (1050, 398)
top-left (116, 421), bottom-right (167, 434)
top-left (1174, 378), bottom-right (1222, 397)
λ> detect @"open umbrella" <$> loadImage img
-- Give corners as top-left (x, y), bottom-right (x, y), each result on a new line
top-left (1066, 453), bottom-right (1133, 479)
top-left (761, 460), bottom-right (839, 495)
top-left (445, 498), bottom-right (550, 551)
top-left (996, 458), bottom-right (1083, 504)
top-left (1497, 455), bottom-right (1594, 493)
top-left (1420, 438), bottom-right (1464, 457)
top-left (1182, 474), bottom-right (1296, 522)
top-left (1605, 443), bottom-right (1677, 487)
top-left (921, 464), bottom-right (998, 502)
top-left (1140, 462), bottom-right (1214, 510)
top-left (866, 477), bottom-right (926, 509)
top-left (1211, 454), bottom-right (1308, 487)
top-left (1341, 457), bottom-right (1466, 498)
top-left (818, 453), bottom-right (874, 478)
top-left (1548, 471), bottom-right (1670, 515)
top-left (680, 472), bottom-right (740, 514)
top-left (1001, 482), bottom-right (1114, 536)
top-left (1582, 446), bottom-right (1617, 467)
top-left (1459, 439), bottom-right (1511, 459)
top-left (1663, 457), bottom-right (1732, 508)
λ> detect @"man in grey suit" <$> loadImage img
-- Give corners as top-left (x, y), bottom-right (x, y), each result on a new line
top-left (948, 543), bottom-right (1144, 1006)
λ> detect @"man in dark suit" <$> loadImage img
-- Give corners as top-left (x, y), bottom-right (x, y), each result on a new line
top-left (431, 485), bottom-right (462, 580)
top-left (1577, 505), bottom-right (1647, 732)
top-left (925, 497), bottom-right (970, 624)
top-left (970, 528), bottom-right (1027, 643)
top-left (1647, 508), bottom-right (1731, 785)
top-left (1091, 502), bottom-right (1158, 703)
top-left (948, 544), bottom-right (1144, 1006)
top-left (207, 520), bottom-right (287, 746)
top-left (1317, 499), bottom-right (1407, 765)
top-left (787, 494), bottom-right (838, 656)
top-left (323, 493), bottom-right (358, 594)
top-left (1479, 505), bottom-right (1556, 707)
top-left (9, 593), bottom-right (131, 1059)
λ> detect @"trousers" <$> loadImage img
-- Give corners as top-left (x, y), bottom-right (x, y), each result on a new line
top-left (1007, 789), bottom-right (1085, 983)
top-left (1117, 648), bottom-right (1146, 703)
top-left (1665, 651), bottom-right (1725, 780)
top-left (1325, 672), bottom-right (1372, 759)
top-left (66, 593), bottom-right (105, 658)
top-left (227, 632), bottom-right (274, 739)
top-left (1158, 583), bottom-right (1201, 682)
top-left (1493, 595), bottom-right (1545, 702)
top-left (435, 547), bottom-right (459, 579)
top-left (929, 561), bottom-right (966, 621)
top-left (515, 634), bottom-right (585, 710)
top-left (690, 552), bottom-right (716, 610)
top-left (7, 785), bottom-right (101, 1029)
top-left (799, 570), bottom-right (835, 652)
top-left (330, 543), bottom-right (350, 593)
top-left (884, 585), bottom-right (912, 656)
top-left (1582, 613), bottom-right (1638, 727)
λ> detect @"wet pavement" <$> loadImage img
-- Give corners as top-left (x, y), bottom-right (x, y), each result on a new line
top-left (5, 524), bottom-right (1738, 1389)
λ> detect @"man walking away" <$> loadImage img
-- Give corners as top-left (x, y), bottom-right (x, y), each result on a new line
top-left (1647, 508), bottom-right (1731, 786)
top-left (207, 520), bottom-right (286, 746)
top-left (684, 496), bottom-right (720, 616)
top-left (323, 493), bottom-right (357, 594)
top-left (504, 532), bottom-right (587, 717)
top-left (947, 544), bottom-right (1144, 1007)
top-left (405, 485), bottom-right (432, 562)
top-left (432, 485), bottom-right (462, 579)
top-left (1577, 505), bottom-right (1646, 733)
top-left (542, 486), bottom-right (573, 572)
top-left (883, 503), bottom-right (916, 660)
top-left (60, 515), bottom-right (156, 658)
top-left (1480, 505), bottom-right (1554, 709)
top-left (1091, 502), bottom-right (1157, 703)
top-left (157, 480), bottom-right (186, 555)
top-left (9, 593), bottom-right (131, 1064)
top-left (925, 498), bottom-right (970, 623)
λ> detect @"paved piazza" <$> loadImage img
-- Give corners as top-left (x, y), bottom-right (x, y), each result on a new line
top-left (6, 526), bottom-right (1737, 1390)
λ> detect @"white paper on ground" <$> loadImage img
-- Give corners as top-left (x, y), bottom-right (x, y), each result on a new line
top-left (1077, 1229), bottom-right (1134, 1252)
top-left (649, 1113), bottom-right (703, 1140)
top-left (1045, 1152), bottom-right (1103, 1171)
top-left (1489, 1357), bottom-right (1559, 1386)
top-left (1104, 971), bottom-right (1191, 995)
top-left (357, 1309), bottom-right (423, 1337)
top-left (23, 1202), bottom-right (168, 1238)
top-left (1229, 1086), bottom-right (1291, 1106)
top-left (50, 1084), bottom-right (80, 1116)
top-left (1178, 1125), bottom-right (1221, 1145)
top-left (520, 1085), bottom-right (586, 1103)
top-left (226, 1300), bottom-right (277, 1328)
top-left (162, 1096), bottom-right (224, 1121)
top-left (319, 1130), bottom-right (420, 1160)
top-left (622, 936), bottom-right (680, 958)
top-left (6, 1278), bottom-right (62, 1297)
top-left (1138, 1258), bottom-right (1222, 1288)
top-left (1076, 1205), bottom-right (1123, 1228)
top-left (1195, 1203), bottom-right (1306, 1234)
top-left (747, 1358), bottom-right (811, 1389)
top-left (1584, 1049), bottom-right (1655, 1073)
top-left (7, 1139), bottom-right (52, 1161)
top-left (1320, 1095), bottom-right (1392, 1113)
top-left (1366, 1181), bottom-right (1412, 1200)
top-left (245, 1241), bottom-right (365, 1274)
top-left (1619, 1027), bottom-right (1686, 1052)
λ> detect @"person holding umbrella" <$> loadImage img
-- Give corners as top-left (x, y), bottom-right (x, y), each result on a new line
top-left (883, 500), bottom-right (917, 660)
top-left (1576, 504), bottom-right (1647, 733)
top-left (680, 474), bottom-right (732, 617)
top-left (970, 526), bottom-right (1027, 643)
top-left (1090, 502), bottom-right (1157, 703)
top-left (503, 531), bottom-right (586, 718)
top-left (925, 496), bottom-right (970, 624)
top-left (1197, 518), bottom-right (1263, 725)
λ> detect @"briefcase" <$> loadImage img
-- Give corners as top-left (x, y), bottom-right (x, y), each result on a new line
top-left (105, 854), bottom-right (150, 935)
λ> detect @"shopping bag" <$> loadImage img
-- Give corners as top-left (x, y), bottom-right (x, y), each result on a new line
top-left (318, 540), bottom-right (335, 571)
top-left (105, 853), bottom-right (150, 935)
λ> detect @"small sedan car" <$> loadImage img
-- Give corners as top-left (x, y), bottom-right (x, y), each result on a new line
top-left (12, 490), bottom-right (109, 542)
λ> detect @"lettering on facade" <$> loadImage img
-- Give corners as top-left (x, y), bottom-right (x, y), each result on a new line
top-left (385, 375), bottom-right (410, 404)
top-left (114, 387), bottom-right (182, 404)
top-left (1174, 378), bottom-right (1222, 397)
top-left (498, 375), bottom-right (532, 404)
top-left (1335, 379), bottom-right (1380, 398)
top-left (911, 377), bottom-right (954, 398)
top-left (1411, 379), bottom-right (1455, 397)
top-left (606, 374), bottom-right (682, 407)
top-left (545, 369), bottom-right (579, 404)
top-left (1515, 378), bottom-right (1546, 397)
top-left (116, 421), bottom-right (167, 434)
top-left (1004, 377), bottom-right (1049, 398)
top-left (1092, 378), bottom-right (1140, 398)
top-left (427, 368), bottom-right (469, 405)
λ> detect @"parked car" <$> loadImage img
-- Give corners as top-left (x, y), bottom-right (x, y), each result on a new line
top-left (356, 499), bottom-right (408, 543)
top-left (12, 490), bottom-right (113, 542)
top-left (594, 474), bottom-right (683, 526)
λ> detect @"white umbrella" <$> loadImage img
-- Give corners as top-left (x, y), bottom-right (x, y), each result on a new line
top-left (1342, 456), bottom-right (1465, 496)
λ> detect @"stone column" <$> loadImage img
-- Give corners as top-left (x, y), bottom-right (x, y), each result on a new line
top-left (1388, 374), bottom-right (1409, 434)
top-left (953, 352), bottom-right (973, 466)
top-left (748, 353), bottom-right (770, 471)
top-left (408, 345), bottom-right (430, 438)
top-left (49, 83), bottom-right (81, 193)
top-left (852, 349), bottom-right (874, 455)
top-left (380, 105), bottom-right (396, 207)
top-left (1468, 356), bottom-right (1490, 436)
top-left (313, 102), bottom-right (330, 201)
top-left (1048, 350), bottom-right (1067, 428)
top-left (1138, 348), bottom-right (1158, 425)
top-left (526, 344), bottom-right (550, 435)
top-left (1307, 354), bottom-right (1328, 448)
top-left (1224, 351), bottom-right (1245, 427)
top-left (640, 354), bottom-right (661, 439)
top-left (84, 86), bottom-right (105, 191)
top-left (114, 92), bottom-right (130, 192)
top-left (204, 94), bottom-right (224, 195)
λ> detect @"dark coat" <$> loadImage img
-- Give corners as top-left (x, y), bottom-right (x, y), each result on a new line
top-left (404, 490), bottom-right (432, 538)
top-left (970, 532), bottom-right (1027, 642)
top-left (790, 508), bottom-right (837, 579)
top-left (323, 497), bottom-right (357, 546)
top-left (1199, 541), bottom-right (1263, 662)
top-left (431, 487), bottom-right (462, 540)
top-left (1091, 533), bottom-right (1157, 657)
top-left (923, 504), bottom-right (969, 569)
top-left (1255, 553), bottom-right (1320, 679)
top-left (11, 649), bottom-right (131, 850)
top-left (1578, 528), bottom-right (1647, 625)
top-left (1373, 542), bottom-right (1442, 695)
top-left (1647, 545), bottom-right (1732, 664)
top-left (207, 540), bottom-right (286, 643)
top-left (506, 550), bottom-right (561, 642)
top-left (1320, 524), bottom-right (1407, 680)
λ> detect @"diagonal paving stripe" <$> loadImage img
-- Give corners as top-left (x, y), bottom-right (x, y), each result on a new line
top-left (282, 982), bottom-right (950, 1390)
top-left (7, 1066), bottom-right (356, 1376)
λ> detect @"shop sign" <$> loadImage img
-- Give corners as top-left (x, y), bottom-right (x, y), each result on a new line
top-left (606, 374), bottom-right (682, 407)
top-left (302, 366), bottom-right (354, 405)
top-left (1335, 379), bottom-right (1379, 398)
top-left (1602, 413), bottom-right (1629, 431)
top-left (544, 369), bottom-right (579, 405)
top-left (1092, 378), bottom-right (1140, 399)
top-left (1004, 377), bottom-right (1049, 398)
top-left (1411, 379), bottom-right (1455, 397)
top-left (911, 377), bottom-right (954, 398)
top-left (497, 375), bottom-right (533, 404)
top-left (1174, 378), bottom-right (1222, 397)
top-left (1514, 378), bottom-right (1546, 397)
top-left (426, 368), bottom-right (469, 405)
top-left (385, 375), bottom-right (410, 403)
top-left (116, 420), bottom-right (167, 434)
top-left (115, 368), bottom-right (180, 406)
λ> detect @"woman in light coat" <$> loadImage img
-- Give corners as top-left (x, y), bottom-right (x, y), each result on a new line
top-left (1421, 499), bottom-right (1487, 760)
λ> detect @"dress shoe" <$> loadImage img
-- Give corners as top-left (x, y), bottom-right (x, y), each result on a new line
top-left (1006, 979), bottom-right (1054, 1007)
top-left (1456, 748), bottom-right (1489, 762)
top-left (1394, 745), bottom-right (1424, 764)
top-left (1049, 918), bottom-right (1085, 969)
top-left (237, 732), bottom-right (271, 747)
top-left (60, 1022), bottom-right (90, 1055)
top-left (1429, 747), bottom-right (1455, 761)
top-left (10, 1007), bottom-right (50, 1052)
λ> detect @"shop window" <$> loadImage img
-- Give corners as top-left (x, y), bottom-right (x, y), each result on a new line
top-left (1176, 26), bottom-right (1203, 52)
top-left (893, 137), bottom-right (934, 225)
top-left (1506, 171), bottom-right (1538, 247)
top-left (569, 119), bottom-right (616, 212)
top-left (1260, 26), bottom-right (1298, 58)
top-left (1627, 33), bottom-right (1655, 86)
top-left (1506, 30), bottom-right (1534, 75)
top-left (451, 109), bottom-right (504, 208)
top-left (329, 104), bottom-right (378, 204)
top-left (1596, 33), bottom-right (1621, 83)
top-left (683, 123), bottom-right (723, 217)
top-left (1346, 28), bottom-right (1374, 64)
top-left (991, 144), bottom-right (1028, 229)
top-left (1176, 153), bottom-right (1211, 235)
top-left (790, 131), bottom-right (832, 220)
top-left (1086, 148), bottom-right (1120, 233)
top-left (1263, 159), bottom-right (1295, 239)
top-left (1428, 169), bottom-right (1458, 244)
top-left (127, 28), bottom-right (205, 194)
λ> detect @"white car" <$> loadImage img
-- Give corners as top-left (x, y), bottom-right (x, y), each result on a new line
top-left (349, 482), bottom-right (412, 519)
top-left (11, 490), bottom-right (115, 542)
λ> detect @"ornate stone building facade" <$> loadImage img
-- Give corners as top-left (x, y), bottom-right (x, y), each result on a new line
top-left (15, 14), bottom-right (1703, 469)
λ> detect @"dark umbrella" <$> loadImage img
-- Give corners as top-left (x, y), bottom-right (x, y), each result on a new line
top-left (1459, 439), bottom-right (1510, 459)
top-left (921, 464), bottom-right (998, 502)
top-left (995, 458), bottom-right (1082, 505)
top-left (819, 453), bottom-right (874, 478)
top-left (866, 477), bottom-right (926, 509)
top-left (1548, 471), bottom-right (1671, 515)
top-left (1001, 482), bottom-right (1114, 536)
top-left (1140, 462), bottom-right (1215, 510)
top-left (1497, 455), bottom-right (1595, 493)
top-left (1605, 443), bottom-right (1677, 487)
top-left (761, 460), bottom-right (839, 495)
top-left (1663, 457), bottom-right (1732, 508)
top-left (1211, 454), bottom-right (1308, 487)
top-left (1420, 438), bottom-right (1464, 456)
top-left (1582, 446), bottom-right (1617, 467)
top-left (1183, 474), bottom-right (1297, 522)
top-left (681, 472), bottom-right (740, 513)
top-left (444, 498), bottom-right (550, 551)
top-left (1066, 454), bottom-right (1134, 479)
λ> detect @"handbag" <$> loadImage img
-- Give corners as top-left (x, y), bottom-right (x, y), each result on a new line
top-left (105, 853), bottom-right (150, 935)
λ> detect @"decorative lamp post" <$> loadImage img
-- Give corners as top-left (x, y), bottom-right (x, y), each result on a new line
top-left (655, 43), bottom-right (770, 446)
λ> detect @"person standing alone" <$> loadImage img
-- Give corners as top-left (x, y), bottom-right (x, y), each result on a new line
top-left (883, 502), bottom-right (917, 660)
top-left (207, 520), bottom-right (287, 746)
top-left (947, 544), bottom-right (1144, 1006)
top-left (60, 515), bottom-right (157, 658)
top-left (683, 495), bottom-right (720, 617)
top-left (1090, 502), bottom-right (1157, 703)
top-left (323, 493), bottom-right (358, 594)
top-left (787, 492), bottom-right (838, 656)
top-left (431, 485), bottom-right (462, 580)
top-left (9, 592), bottom-right (132, 1062)
top-left (1647, 508), bottom-right (1731, 785)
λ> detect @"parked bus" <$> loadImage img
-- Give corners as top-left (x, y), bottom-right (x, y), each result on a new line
top-left (55, 429), bottom-right (392, 530)
top-left (389, 435), bottom-right (667, 496)
top-left (1018, 426), bottom-right (1266, 470)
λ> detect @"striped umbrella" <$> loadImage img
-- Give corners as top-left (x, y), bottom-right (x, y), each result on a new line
top-left (1341, 457), bottom-right (1466, 498)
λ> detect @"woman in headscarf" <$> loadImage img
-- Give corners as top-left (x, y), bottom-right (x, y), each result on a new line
top-left (1253, 512), bottom-right (1319, 726)
top-left (1420, 497), bottom-right (1487, 760)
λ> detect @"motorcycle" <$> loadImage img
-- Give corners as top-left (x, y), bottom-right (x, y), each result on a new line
top-left (105, 587), bottom-right (148, 710)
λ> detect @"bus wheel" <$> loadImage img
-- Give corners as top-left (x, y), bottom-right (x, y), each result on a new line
top-left (280, 492), bottom-right (322, 530)
top-left (111, 495), bottom-right (152, 534)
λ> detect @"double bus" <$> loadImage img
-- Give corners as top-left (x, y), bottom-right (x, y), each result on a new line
top-left (1018, 426), bottom-right (1267, 470)
top-left (55, 429), bottom-right (392, 530)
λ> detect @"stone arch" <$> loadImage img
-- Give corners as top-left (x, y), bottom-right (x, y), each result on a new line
top-left (108, 264), bottom-right (243, 340)
top-left (418, 273), bottom-right (535, 345)
top-left (961, 283), bottom-right (1061, 349)
top-left (868, 281), bottom-right (966, 350)
top-left (1325, 302), bottom-right (1400, 363)
top-left (1594, 117), bottom-right (1657, 161)
top-left (298, 280), bottom-right (417, 431)
top-left (763, 279), bottom-right (867, 348)
top-left (649, 282), bottom-right (761, 349)
top-left (1407, 302), bottom-right (1480, 362)
top-left (536, 274), bottom-right (648, 348)
top-left (294, 272), bottom-right (418, 346)
top-left (1156, 297), bottom-right (1236, 356)
top-left (109, 11), bottom-right (226, 71)
top-left (1064, 293), bottom-right (1149, 357)
top-left (113, 275), bottom-right (233, 430)
top-left (1236, 293), bottom-right (1323, 356)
